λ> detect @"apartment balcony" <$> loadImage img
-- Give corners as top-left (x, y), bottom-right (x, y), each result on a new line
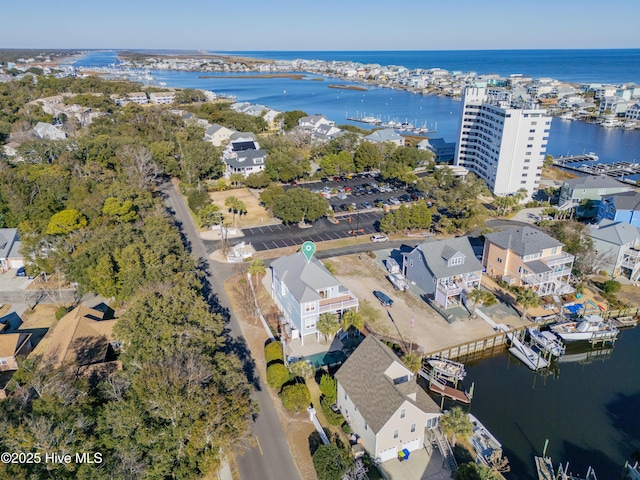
top-left (620, 247), bottom-right (640, 270)
top-left (318, 294), bottom-right (359, 314)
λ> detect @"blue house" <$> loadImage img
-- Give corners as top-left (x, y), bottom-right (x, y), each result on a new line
top-left (270, 252), bottom-right (358, 345)
top-left (597, 191), bottom-right (640, 228)
top-left (402, 237), bottom-right (483, 309)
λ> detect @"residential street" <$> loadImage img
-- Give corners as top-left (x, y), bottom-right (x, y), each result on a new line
top-left (159, 181), bottom-right (301, 480)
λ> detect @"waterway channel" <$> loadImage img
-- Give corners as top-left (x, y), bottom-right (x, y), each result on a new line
top-left (465, 325), bottom-right (640, 479)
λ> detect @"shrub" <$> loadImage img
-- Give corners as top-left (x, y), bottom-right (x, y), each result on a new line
top-left (280, 383), bottom-right (311, 412)
top-left (187, 189), bottom-right (211, 213)
top-left (55, 306), bottom-right (70, 320)
top-left (603, 280), bottom-right (621, 295)
top-left (264, 340), bottom-right (284, 364)
top-left (341, 423), bottom-right (351, 435)
top-left (266, 363), bottom-right (290, 390)
top-left (319, 374), bottom-right (337, 402)
top-left (320, 396), bottom-right (344, 426)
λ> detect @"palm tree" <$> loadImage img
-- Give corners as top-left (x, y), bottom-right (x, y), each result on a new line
top-left (515, 287), bottom-right (540, 319)
top-left (317, 313), bottom-right (340, 343)
top-left (467, 287), bottom-right (498, 318)
top-left (248, 259), bottom-right (265, 284)
top-left (439, 407), bottom-right (473, 447)
top-left (401, 352), bottom-right (422, 373)
top-left (340, 310), bottom-right (364, 336)
top-left (289, 360), bottom-right (315, 380)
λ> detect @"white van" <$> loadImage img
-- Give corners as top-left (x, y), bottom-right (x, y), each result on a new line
top-left (370, 234), bottom-right (388, 243)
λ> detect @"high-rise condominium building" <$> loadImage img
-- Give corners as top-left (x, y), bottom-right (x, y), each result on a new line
top-left (454, 87), bottom-right (552, 197)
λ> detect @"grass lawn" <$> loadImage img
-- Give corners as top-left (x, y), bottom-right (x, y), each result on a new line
top-left (208, 187), bottom-right (273, 228)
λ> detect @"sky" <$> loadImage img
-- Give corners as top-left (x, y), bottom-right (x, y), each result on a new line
top-left (3, 0), bottom-right (640, 51)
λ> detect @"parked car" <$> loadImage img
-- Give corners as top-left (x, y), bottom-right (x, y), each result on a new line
top-left (339, 203), bottom-right (349, 211)
top-left (370, 234), bottom-right (388, 243)
top-left (321, 177), bottom-right (330, 183)
top-left (362, 201), bottom-right (371, 209)
top-left (389, 197), bottom-right (401, 205)
top-left (16, 266), bottom-right (26, 277)
top-left (373, 290), bottom-right (393, 307)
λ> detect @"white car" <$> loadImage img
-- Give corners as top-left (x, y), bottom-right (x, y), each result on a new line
top-left (370, 234), bottom-right (388, 243)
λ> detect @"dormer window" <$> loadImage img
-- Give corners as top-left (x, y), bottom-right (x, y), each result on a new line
top-left (448, 254), bottom-right (464, 267)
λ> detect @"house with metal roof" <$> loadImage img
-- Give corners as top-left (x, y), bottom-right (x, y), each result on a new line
top-left (588, 219), bottom-right (640, 281)
top-left (334, 335), bottom-right (440, 463)
top-left (558, 175), bottom-right (630, 218)
top-left (483, 227), bottom-right (574, 295)
top-left (364, 128), bottom-right (405, 147)
top-left (270, 252), bottom-right (358, 344)
top-left (402, 237), bottom-right (483, 309)
top-left (222, 137), bottom-right (267, 178)
top-left (597, 191), bottom-right (640, 228)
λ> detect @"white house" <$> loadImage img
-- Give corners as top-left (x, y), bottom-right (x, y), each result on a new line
top-left (270, 252), bottom-right (358, 345)
top-left (335, 335), bottom-right (440, 463)
top-left (148, 91), bottom-right (175, 105)
top-left (222, 137), bottom-right (267, 178)
top-left (298, 114), bottom-right (335, 131)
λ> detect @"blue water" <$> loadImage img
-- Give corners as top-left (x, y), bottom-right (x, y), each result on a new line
top-left (72, 49), bottom-right (640, 477)
top-left (217, 49), bottom-right (640, 85)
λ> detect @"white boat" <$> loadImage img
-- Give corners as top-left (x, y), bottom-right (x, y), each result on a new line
top-left (528, 328), bottom-right (566, 357)
top-left (469, 414), bottom-right (505, 469)
top-left (508, 333), bottom-right (549, 370)
top-left (550, 315), bottom-right (618, 343)
top-left (425, 357), bottom-right (466, 381)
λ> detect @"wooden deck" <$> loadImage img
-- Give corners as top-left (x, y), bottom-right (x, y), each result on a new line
top-left (418, 370), bottom-right (471, 404)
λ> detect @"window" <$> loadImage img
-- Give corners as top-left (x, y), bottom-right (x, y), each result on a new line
top-left (410, 423), bottom-right (416, 433)
top-left (449, 256), bottom-right (463, 266)
top-left (400, 409), bottom-right (406, 419)
top-left (0, 359), bottom-right (6, 365)
top-left (497, 257), bottom-right (503, 263)
top-left (393, 429), bottom-right (399, 439)
top-left (305, 303), bottom-right (315, 312)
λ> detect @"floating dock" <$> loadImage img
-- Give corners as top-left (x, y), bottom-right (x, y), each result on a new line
top-left (553, 154), bottom-right (640, 184)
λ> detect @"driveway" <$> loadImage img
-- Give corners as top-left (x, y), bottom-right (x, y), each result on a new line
top-left (380, 447), bottom-right (452, 480)
top-left (0, 268), bottom-right (34, 291)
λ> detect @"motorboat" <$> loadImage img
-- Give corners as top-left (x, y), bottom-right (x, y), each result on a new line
top-left (424, 357), bottom-right (466, 382)
top-left (528, 328), bottom-right (566, 357)
top-left (550, 315), bottom-right (618, 343)
top-left (508, 333), bottom-right (549, 370)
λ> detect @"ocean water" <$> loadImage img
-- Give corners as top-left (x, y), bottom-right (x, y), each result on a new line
top-left (217, 49), bottom-right (640, 85)
top-left (73, 50), bottom-right (640, 478)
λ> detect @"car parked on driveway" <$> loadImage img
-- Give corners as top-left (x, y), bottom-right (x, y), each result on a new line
top-left (373, 290), bottom-right (393, 307)
top-left (370, 234), bottom-right (388, 242)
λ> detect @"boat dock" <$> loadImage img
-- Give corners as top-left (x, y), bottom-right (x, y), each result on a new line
top-left (553, 154), bottom-right (640, 184)
top-left (419, 373), bottom-right (471, 404)
top-left (346, 115), bottom-right (437, 135)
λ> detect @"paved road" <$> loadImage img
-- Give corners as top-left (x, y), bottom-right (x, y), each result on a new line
top-left (159, 181), bottom-right (301, 480)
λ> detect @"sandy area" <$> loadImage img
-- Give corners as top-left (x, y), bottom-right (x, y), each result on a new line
top-left (329, 253), bottom-right (526, 355)
top-left (208, 187), bottom-right (274, 228)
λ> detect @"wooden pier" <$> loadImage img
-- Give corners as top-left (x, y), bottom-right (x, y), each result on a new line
top-left (417, 369), bottom-right (471, 404)
top-left (553, 154), bottom-right (640, 184)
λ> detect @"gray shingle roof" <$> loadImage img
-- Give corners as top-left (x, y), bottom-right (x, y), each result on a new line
top-left (589, 219), bottom-right (640, 246)
top-left (407, 237), bottom-right (482, 279)
top-left (563, 174), bottom-right (627, 190)
top-left (485, 227), bottom-right (562, 256)
top-left (602, 191), bottom-right (640, 211)
top-left (271, 252), bottom-right (341, 303)
top-left (225, 149), bottom-right (267, 169)
top-left (335, 335), bottom-right (440, 433)
top-left (0, 229), bottom-right (18, 259)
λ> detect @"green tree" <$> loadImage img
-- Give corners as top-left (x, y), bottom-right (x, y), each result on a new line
top-left (197, 203), bottom-right (222, 229)
top-left (173, 88), bottom-right (207, 104)
top-left (224, 196), bottom-right (247, 226)
top-left (340, 309), bottom-right (363, 335)
top-left (440, 407), bottom-right (473, 446)
top-left (187, 188), bottom-right (211, 213)
top-left (354, 141), bottom-right (383, 172)
top-left (102, 197), bottom-right (138, 223)
top-left (229, 173), bottom-right (244, 188)
top-left (280, 383), bottom-right (311, 412)
top-left (244, 171), bottom-right (272, 189)
top-left (317, 312), bottom-right (340, 343)
top-left (467, 287), bottom-right (497, 318)
top-left (266, 363), bottom-right (291, 390)
top-left (45, 209), bottom-right (87, 235)
top-left (319, 374), bottom-right (337, 403)
top-left (515, 287), bottom-right (540, 319)
top-left (279, 110), bottom-right (308, 131)
top-left (272, 188), bottom-right (329, 224)
top-left (312, 442), bottom-right (354, 480)
top-left (259, 184), bottom-right (285, 210)
top-left (455, 462), bottom-right (499, 480)
top-left (248, 258), bottom-right (266, 284)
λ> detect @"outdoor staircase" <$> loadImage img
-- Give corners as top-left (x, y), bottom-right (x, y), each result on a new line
top-left (433, 427), bottom-right (457, 476)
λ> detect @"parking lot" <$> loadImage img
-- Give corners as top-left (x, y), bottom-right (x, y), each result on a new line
top-left (242, 211), bottom-right (383, 251)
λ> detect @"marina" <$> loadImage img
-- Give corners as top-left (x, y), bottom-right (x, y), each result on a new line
top-left (553, 154), bottom-right (640, 184)
top-left (345, 114), bottom-right (437, 135)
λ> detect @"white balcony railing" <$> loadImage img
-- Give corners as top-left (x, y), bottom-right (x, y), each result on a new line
top-left (545, 251), bottom-right (575, 268)
top-left (318, 298), bottom-right (359, 314)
